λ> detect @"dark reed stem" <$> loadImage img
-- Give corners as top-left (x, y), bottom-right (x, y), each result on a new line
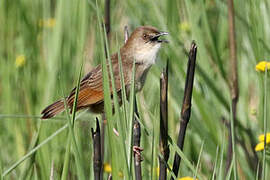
top-left (92, 118), bottom-right (102, 180)
top-left (171, 42), bottom-right (197, 179)
top-left (104, 0), bottom-right (110, 36)
top-left (159, 62), bottom-right (169, 180)
top-left (133, 118), bottom-right (142, 180)
top-left (226, 0), bottom-right (239, 176)
top-left (100, 114), bottom-right (106, 180)
top-left (133, 98), bottom-right (142, 180)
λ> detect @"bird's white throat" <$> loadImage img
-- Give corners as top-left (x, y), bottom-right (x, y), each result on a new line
top-left (134, 43), bottom-right (161, 68)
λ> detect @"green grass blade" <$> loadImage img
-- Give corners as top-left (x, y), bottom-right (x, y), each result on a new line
top-left (168, 136), bottom-right (204, 180)
top-left (61, 134), bottom-right (71, 180)
top-left (95, 1), bottom-right (121, 178)
top-left (127, 60), bottom-right (136, 173)
top-left (262, 68), bottom-right (268, 180)
top-left (225, 155), bottom-right (234, 180)
top-left (102, 22), bottom-right (130, 178)
top-left (117, 48), bottom-right (128, 131)
top-left (256, 162), bottom-right (260, 180)
top-left (194, 140), bottom-right (204, 179)
top-left (218, 127), bottom-right (225, 180)
top-left (211, 146), bottom-right (219, 180)
top-left (0, 159), bottom-right (2, 180)
top-left (64, 63), bottom-right (85, 180)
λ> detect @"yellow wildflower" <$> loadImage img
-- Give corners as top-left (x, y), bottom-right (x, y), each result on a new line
top-left (103, 163), bottom-right (123, 178)
top-left (255, 142), bottom-right (265, 152)
top-left (255, 133), bottom-right (270, 151)
top-left (39, 18), bottom-right (56, 28)
top-left (179, 21), bottom-right (191, 33)
top-left (255, 61), bottom-right (270, 72)
top-left (258, 133), bottom-right (270, 143)
top-left (178, 176), bottom-right (198, 180)
top-left (15, 55), bottom-right (26, 68)
top-left (103, 163), bottom-right (112, 173)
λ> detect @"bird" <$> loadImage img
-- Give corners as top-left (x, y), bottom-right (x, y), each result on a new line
top-left (41, 26), bottom-right (168, 119)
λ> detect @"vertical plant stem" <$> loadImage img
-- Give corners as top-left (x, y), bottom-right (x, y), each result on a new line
top-left (100, 1), bottom-right (110, 178)
top-left (171, 42), bottom-right (197, 178)
top-left (92, 118), bottom-right (102, 180)
top-left (226, 0), bottom-right (239, 177)
top-left (262, 68), bottom-right (268, 180)
top-left (61, 134), bottom-right (71, 180)
top-left (159, 62), bottom-right (169, 180)
top-left (63, 64), bottom-right (85, 180)
top-left (229, 102), bottom-right (237, 179)
top-left (127, 60), bottom-right (136, 173)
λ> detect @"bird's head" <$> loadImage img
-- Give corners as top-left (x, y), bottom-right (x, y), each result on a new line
top-left (123, 26), bottom-right (168, 64)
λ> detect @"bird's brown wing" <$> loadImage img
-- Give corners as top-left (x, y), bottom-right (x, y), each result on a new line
top-left (67, 54), bottom-right (131, 110)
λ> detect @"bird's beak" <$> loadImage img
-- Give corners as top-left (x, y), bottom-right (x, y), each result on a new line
top-left (155, 31), bottom-right (169, 43)
top-left (158, 32), bottom-right (169, 36)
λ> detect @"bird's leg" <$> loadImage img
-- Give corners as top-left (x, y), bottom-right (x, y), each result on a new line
top-left (133, 146), bottom-right (143, 157)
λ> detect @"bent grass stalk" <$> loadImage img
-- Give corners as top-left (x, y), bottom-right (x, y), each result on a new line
top-left (194, 140), bottom-right (204, 179)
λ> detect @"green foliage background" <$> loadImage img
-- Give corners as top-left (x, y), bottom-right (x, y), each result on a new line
top-left (0, 0), bottom-right (270, 179)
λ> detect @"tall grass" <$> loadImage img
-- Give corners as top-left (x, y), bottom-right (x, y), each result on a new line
top-left (0, 0), bottom-right (270, 179)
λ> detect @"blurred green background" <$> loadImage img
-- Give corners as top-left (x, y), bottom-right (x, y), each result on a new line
top-left (1, 0), bottom-right (270, 179)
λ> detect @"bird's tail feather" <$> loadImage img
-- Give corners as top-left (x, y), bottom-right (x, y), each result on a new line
top-left (41, 100), bottom-right (65, 119)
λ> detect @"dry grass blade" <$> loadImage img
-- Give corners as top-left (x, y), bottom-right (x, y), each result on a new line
top-left (171, 41), bottom-right (197, 179)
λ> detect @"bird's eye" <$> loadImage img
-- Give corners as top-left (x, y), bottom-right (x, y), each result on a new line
top-left (143, 34), bottom-right (147, 38)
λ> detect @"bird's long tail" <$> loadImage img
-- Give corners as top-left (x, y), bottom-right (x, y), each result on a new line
top-left (41, 100), bottom-right (65, 119)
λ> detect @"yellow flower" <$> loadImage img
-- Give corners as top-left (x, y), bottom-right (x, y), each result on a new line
top-left (15, 55), bottom-right (26, 68)
top-left (255, 61), bottom-right (270, 72)
top-left (255, 133), bottom-right (270, 151)
top-left (103, 163), bottom-right (112, 173)
top-left (258, 133), bottom-right (270, 143)
top-left (178, 176), bottom-right (198, 180)
top-left (39, 18), bottom-right (56, 28)
top-left (179, 21), bottom-right (191, 33)
top-left (103, 163), bottom-right (123, 178)
top-left (255, 142), bottom-right (265, 151)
